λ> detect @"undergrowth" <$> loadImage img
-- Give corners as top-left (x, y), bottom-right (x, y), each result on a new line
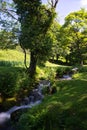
top-left (16, 71), bottom-right (87, 130)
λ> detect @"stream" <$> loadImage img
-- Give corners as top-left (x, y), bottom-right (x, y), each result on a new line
top-left (0, 80), bottom-right (51, 130)
top-left (0, 67), bottom-right (77, 130)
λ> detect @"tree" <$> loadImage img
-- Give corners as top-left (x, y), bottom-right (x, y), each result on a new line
top-left (50, 21), bottom-right (61, 61)
top-left (13, 0), bottom-right (59, 77)
top-left (61, 9), bottom-right (87, 65)
top-left (0, 29), bottom-right (17, 49)
top-left (0, 0), bottom-right (19, 49)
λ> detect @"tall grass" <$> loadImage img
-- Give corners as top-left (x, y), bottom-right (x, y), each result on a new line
top-left (0, 49), bottom-right (29, 67)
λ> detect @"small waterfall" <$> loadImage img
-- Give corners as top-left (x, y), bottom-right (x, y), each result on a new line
top-left (0, 112), bottom-right (10, 125)
top-left (0, 80), bottom-right (50, 126)
top-left (7, 100), bottom-right (41, 114)
top-left (0, 101), bottom-right (41, 125)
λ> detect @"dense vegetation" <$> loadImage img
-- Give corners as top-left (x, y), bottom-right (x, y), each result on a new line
top-left (0, 49), bottom-right (87, 130)
top-left (16, 76), bottom-right (87, 130)
top-left (0, 0), bottom-right (87, 130)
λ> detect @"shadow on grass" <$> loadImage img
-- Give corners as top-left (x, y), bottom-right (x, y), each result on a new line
top-left (38, 79), bottom-right (87, 130)
top-left (0, 60), bottom-right (24, 67)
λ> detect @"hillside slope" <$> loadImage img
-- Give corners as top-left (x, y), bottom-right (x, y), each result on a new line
top-left (16, 73), bottom-right (87, 130)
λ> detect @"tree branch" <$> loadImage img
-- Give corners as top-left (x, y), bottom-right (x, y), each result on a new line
top-left (47, 0), bottom-right (59, 8)
top-left (0, 8), bottom-right (18, 20)
top-left (54, 0), bottom-right (59, 8)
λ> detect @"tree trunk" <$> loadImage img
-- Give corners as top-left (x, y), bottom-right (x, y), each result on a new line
top-left (28, 51), bottom-right (37, 78)
top-left (65, 55), bottom-right (69, 64)
top-left (20, 43), bottom-right (28, 69)
top-left (81, 60), bottom-right (83, 66)
top-left (23, 48), bottom-right (27, 69)
top-left (56, 54), bottom-right (59, 61)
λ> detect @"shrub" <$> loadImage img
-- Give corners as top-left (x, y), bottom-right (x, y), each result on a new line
top-left (78, 66), bottom-right (87, 72)
top-left (0, 67), bottom-right (31, 98)
top-left (0, 68), bottom-right (18, 98)
top-left (56, 67), bottom-right (71, 78)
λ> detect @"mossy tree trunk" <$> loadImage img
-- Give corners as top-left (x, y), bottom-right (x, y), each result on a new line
top-left (28, 51), bottom-right (37, 78)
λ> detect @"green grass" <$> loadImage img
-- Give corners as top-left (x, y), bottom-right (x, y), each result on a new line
top-left (0, 49), bottom-right (29, 67)
top-left (16, 72), bottom-right (87, 130)
top-left (0, 49), bottom-right (71, 69)
top-left (0, 49), bottom-right (87, 129)
top-left (45, 61), bottom-right (59, 67)
top-left (73, 72), bottom-right (87, 81)
top-left (0, 49), bottom-right (24, 61)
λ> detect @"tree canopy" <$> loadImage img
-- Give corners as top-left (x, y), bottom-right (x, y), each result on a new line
top-left (0, 0), bottom-right (19, 49)
top-left (13, 0), bottom-right (59, 77)
top-left (60, 9), bottom-right (87, 65)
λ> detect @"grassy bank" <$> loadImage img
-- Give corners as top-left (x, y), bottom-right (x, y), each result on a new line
top-left (16, 73), bottom-right (87, 130)
top-left (0, 49), bottom-right (87, 129)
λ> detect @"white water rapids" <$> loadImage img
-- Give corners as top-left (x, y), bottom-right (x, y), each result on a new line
top-left (0, 101), bottom-right (41, 125)
top-left (0, 80), bottom-right (50, 126)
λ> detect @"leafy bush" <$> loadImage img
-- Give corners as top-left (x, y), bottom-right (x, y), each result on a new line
top-left (0, 68), bottom-right (18, 98)
top-left (56, 67), bottom-right (71, 78)
top-left (0, 67), bottom-right (31, 98)
top-left (44, 67), bottom-right (57, 80)
top-left (78, 66), bottom-right (87, 72)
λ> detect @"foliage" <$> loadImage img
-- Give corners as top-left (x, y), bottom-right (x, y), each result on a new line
top-left (0, 67), bottom-right (20, 98)
top-left (13, 0), bottom-right (58, 77)
top-left (61, 9), bottom-right (87, 65)
top-left (16, 68), bottom-right (87, 130)
top-left (78, 66), bottom-right (87, 73)
top-left (0, 48), bottom-right (87, 129)
top-left (0, 67), bottom-right (32, 99)
top-left (56, 66), bottom-right (72, 78)
top-left (50, 21), bottom-right (61, 60)
top-left (0, 30), bottom-right (16, 49)
top-left (0, 0), bottom-right (19, 49)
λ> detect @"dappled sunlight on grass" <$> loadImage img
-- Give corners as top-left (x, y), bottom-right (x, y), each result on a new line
top-left (1, 65), bottom-right (85, 129)
top-left (45, 61), bottom-right (59, 67)
top-left (78, 94), bottom-right (87, 102)
top-left (0, 48), bottom-right (87, 129)
top-left (45, 61), bottom-right (70, 67)
top-left (0, 49), bottom-right (24, 61)
top-left (64, 102), bottom-right (73, 109)
top-left (73, 72), bottom-right (87, 81)
top-left (40, 77), bottom-right (87, 117)
top-left (0, 49), bottom-right (29, 67)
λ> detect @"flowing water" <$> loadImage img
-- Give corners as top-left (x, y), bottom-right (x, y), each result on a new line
top-left (0, 101), bottom-right (41, 125)
top-left (0, 80), bottom-right (50, 129)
